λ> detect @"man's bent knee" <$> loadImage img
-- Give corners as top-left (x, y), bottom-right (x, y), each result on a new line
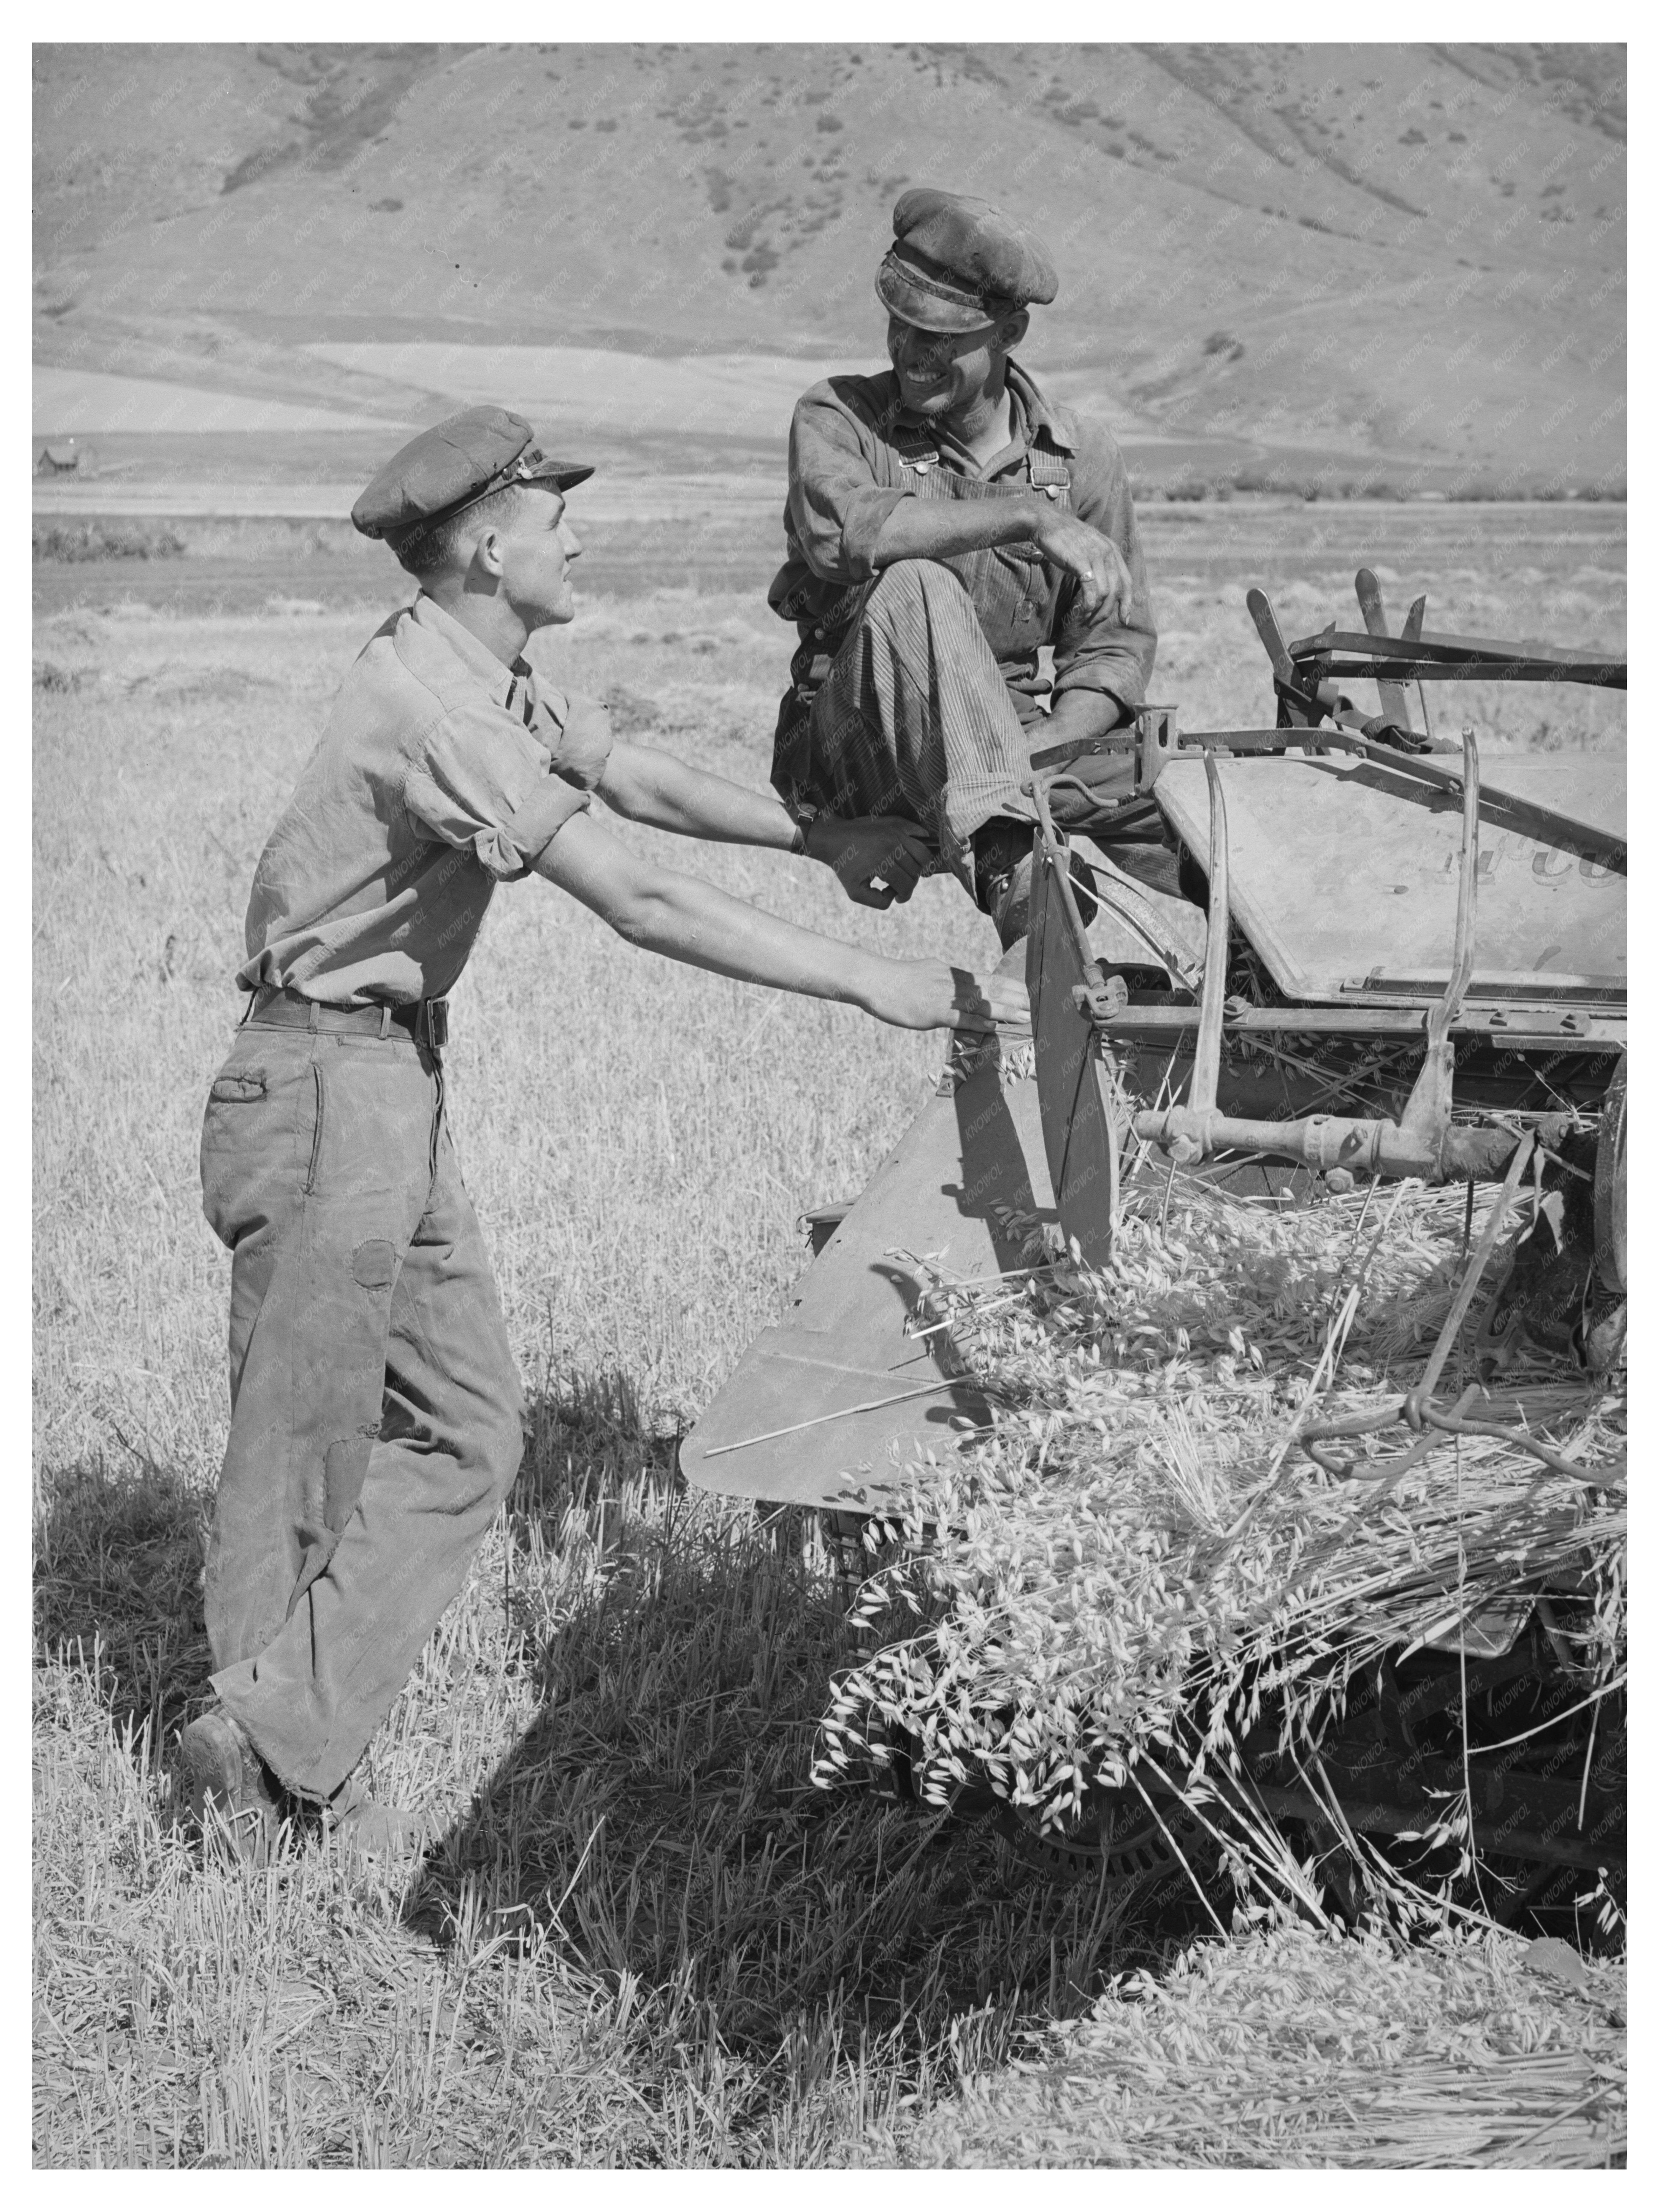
top-left (865, 558), bottom-right (978, 618)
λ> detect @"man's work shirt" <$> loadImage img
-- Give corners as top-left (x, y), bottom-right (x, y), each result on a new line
top-left (769, 357), bottom-right (1157, 732)
top-left (238, 594), bottom-right (612, 1007)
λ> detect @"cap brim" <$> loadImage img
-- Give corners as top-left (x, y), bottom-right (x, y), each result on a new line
top-left (361, 457), bottom-right (598, 544)
top-left (874, 262), bottom-right (996, 335)
top-left (525, 461), bottom-right (595, 493)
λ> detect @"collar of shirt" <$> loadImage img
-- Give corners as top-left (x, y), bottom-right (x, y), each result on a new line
top-left (408, 592), bottom-right (537, 718)
top-left (893, 358), bottom-right (1076, 481)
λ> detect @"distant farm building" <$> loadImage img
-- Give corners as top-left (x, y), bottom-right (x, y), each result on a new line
top-left (36, 439), bottom-right (93, 476)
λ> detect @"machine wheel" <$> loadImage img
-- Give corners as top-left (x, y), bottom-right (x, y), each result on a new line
top-left (1593, 1061), bottom-right (1626, 1295)
top-left (997, 1788), bottom-right (1186, 1884)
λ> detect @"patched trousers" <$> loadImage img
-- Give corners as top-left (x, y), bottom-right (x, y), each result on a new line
top-left (199, 1020), bottom-right (524, 1801)
top-left (781, 560), bottom-right (1039, 892)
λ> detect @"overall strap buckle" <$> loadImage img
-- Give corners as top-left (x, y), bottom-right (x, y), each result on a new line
top-left (1027, 446), bottom-right (1071, 499)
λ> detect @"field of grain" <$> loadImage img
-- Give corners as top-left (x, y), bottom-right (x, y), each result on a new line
top-left (31, 504), bottom-right (1625, 2165)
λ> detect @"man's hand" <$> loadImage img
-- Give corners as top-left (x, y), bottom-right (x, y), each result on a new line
top-left (858, 958), bottom-right (1030, 1035)
top-left (1034, 508), bottom-right (1134, 625)
top-left (804, 812), bottom-right (934, 908)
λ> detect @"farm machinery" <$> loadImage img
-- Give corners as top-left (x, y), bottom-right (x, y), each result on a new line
top-left (683, 568), bottom-right (1626, 1925)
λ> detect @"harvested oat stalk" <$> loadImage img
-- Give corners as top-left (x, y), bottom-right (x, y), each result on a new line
top-left (884, 1922), bottom-right (1626, 2168)
top-left (814, 1179), bottom-right (1625, 1928)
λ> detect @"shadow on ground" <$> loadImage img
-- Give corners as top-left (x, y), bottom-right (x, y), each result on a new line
top-left (404, 1370), bottom-right (1208, 2076)
top-left (33, 1451), bottom-right (212, 1757)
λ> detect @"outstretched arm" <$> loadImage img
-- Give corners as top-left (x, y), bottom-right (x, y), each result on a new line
top-left (595, 739), bottom-right (935, 909)
top-left (533, 808), bottom-right (1025, 1032)
top-left (595, 739), bottom-right (798, 847)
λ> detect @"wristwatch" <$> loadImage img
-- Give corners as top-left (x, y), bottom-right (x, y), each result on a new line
top-left (789, 803), bottom-right (819, 858)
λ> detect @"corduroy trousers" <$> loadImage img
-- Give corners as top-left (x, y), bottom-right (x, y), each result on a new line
top-left (786, 560), bottom-right (1040, 892)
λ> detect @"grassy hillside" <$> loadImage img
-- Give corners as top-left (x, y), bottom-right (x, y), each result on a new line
top-left (33, 41), bottom-right (1626, 485)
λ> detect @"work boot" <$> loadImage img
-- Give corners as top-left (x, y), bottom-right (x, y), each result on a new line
top-left (973, 820), bottom-right (1099, 948)
top-left (971, 818), bottom-right (1035, 949)
top-left (179, 1704), bottom-right (284, 1866)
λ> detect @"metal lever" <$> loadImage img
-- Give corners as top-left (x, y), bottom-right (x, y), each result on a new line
top-left (1400, 592), bottom-right (1439, 749)
top-left (1355, 566), bottom-right (1414, 734)
top-left (1247, 585), bottom-right (1341, 733)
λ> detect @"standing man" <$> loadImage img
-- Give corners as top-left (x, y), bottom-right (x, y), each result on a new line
top-left (183, 407), bottom-right (1022, 1859)
top-left (770, 188), bottom-right (1160, 947)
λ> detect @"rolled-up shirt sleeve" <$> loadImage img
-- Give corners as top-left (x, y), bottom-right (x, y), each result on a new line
top-left (787, 385), bottom-right (911, 584)
top-left (527, 685), bottom-right (614, 790)
top-left (401, 699), bottom-right (592, 882)
top-left (1052, 421), bottom-right (1158, 718)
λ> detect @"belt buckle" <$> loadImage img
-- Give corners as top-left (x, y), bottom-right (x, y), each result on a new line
top-left (423, 998), bottom-right (450, 1051)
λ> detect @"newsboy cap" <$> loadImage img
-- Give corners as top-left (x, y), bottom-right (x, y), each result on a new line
top-left (875, 188), bottom-right (1060, 333)
top-left (351, 406), bottom-right (594, 543)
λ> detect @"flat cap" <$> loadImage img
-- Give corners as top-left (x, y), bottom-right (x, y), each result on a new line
top-left (875, 188), bottom-right (1059, 334)
top-left (351, 406), bottom-right (594, 543)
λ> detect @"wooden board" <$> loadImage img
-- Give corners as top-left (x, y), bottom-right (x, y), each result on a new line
top-left (1154, 754), bottom-right (1626, 1004)
top-left (681, 1035), bottom-right (1053, 1512)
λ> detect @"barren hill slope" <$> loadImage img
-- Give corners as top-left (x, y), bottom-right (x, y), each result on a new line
top-left (33, 41), bottom-right (1626, 481)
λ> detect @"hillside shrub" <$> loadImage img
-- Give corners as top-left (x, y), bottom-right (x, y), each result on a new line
top-left (33, 522), bottom-right (185, 564)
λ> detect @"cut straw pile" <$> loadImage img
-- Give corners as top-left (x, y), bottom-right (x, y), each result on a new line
top-left (886, 1922), bottom-right (1626, 2167)
top-left (813, 1174), bottom-right (1626, 1925)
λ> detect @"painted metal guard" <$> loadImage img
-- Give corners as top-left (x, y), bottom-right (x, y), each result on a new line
top-left (1153, 753), bottom-right (1625, 1004)
top-left (681, 978), bottom-right (1052, 1511)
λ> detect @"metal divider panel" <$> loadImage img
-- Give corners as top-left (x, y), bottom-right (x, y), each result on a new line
top-left (681, 1021), bottom-right (1054, 1512)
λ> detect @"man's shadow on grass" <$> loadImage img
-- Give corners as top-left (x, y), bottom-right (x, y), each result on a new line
top-left (33, 1449), bottom-right (212, 1758)
top-left (403, 1368), bottom-right (1199, 2055)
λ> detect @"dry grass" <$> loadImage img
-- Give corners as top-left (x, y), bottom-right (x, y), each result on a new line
top-left (32, 520), bottom-right (1624, 2166)
top-left (31, 581), bottom-right (1165, 2168)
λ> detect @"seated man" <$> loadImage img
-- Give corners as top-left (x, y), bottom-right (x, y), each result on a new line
top-left (182, 406), bottom-right (1022, 1860)
top-left (770, 188), bottom-right (1161, 948)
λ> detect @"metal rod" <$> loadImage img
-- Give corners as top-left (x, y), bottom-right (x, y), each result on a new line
top-left (1030, 772), bottom-right (1188, 974)
top-left (1024, 776), bottom-right (1099, 975)
top-left (1190, 752), bottom-right (1230, 1115)
top-left (1127, 1102), bottom-right (1524, 1184)
top-left (1145, 724), bottom-right (1621, 866)
top-left (1416, 1404), bottom-right (1625, 1489)
top-left (1317, 726), bottom-right (1623, 869)
top-left (699, 1379), bottom-right (967, 1459)
top-left (1406, 1129), bottom-right (1536, 1420)
top-left (1285, 625), bottom-right (1627, 678)
top-left (1431, 727), bottom-right (1482, 1048)
top-left (1295, 653), bottom-right (1626, 689)
top-left (1088, 1003), bottom-right (1621, 1045)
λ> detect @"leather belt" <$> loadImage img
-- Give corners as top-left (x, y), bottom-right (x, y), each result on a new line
top-left (243, 987), bottom-right (450, 1049)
